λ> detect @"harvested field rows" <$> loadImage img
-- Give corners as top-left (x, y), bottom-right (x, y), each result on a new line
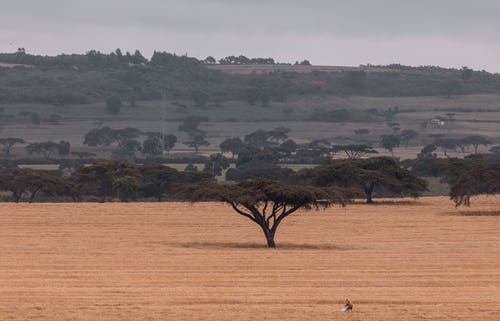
top-left (1, 196), bottom-right (500, 320)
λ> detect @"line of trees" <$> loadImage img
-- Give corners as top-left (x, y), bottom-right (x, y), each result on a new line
top-left (0, 161), bottom-right (212, 203)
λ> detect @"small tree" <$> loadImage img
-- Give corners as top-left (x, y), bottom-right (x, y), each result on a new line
top-left (58, 141), bottom-right (71, 157)
top-left (203, 153), bottom-right (230, 177)
top-left (0, 138), bottom-right (25, 157)
top-left (400, 129), bottom-right (419, 149)
top-left (462, 135), bottom-right (492, 154)
top-left (220, 137), bottom-right (245, 159)
top-left (332, 144), bottom-right (378, 159)
top-left (381, 135), bottom-right (400, 157)
top-left (139, 165), bottom-right (179, 201)
top-left (177, 179), bottom-right (349, 248)
top-left (449, 162), bottom-right (500, 206)
top-left (185, 132), bottom-right (209, 152)
top-left (105, 96), bottom-right (122, 115)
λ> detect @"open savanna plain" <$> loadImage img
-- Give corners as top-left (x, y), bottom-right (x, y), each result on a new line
top-left (1, 196), bottom-right (500, 321)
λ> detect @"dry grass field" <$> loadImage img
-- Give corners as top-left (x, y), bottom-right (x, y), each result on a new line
top-left (1, 196), bottom-right (500, 320)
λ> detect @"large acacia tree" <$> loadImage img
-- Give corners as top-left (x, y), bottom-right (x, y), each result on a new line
top-left (311, 157), bottom-right (427, 204)
top-left (177, 179), bottom-right (349, 248)
top-left (450, 161), bottom-right (500, 206)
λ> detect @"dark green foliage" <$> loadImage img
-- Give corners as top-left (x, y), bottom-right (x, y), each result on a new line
top-left (0, 168), bottom-right (78, 202)
top-left (176, 179), bottom-right (349, 248)
top-left (75, 161), bottom-right (141, 202)
top-left (84, 127), bottom-right (142, 157)
top-left (400, 129), bottom-right (419, 148)
top-left (25, 142), bottom-right (60, 159)
top-left (105, 96), bottom-right (122, 114)
top-left (219, 137), bottom-right (245, 158)
top-left (461, 135), bottom-right (492, 154)
top-left (0, 138), bottom-right (25, 157)
top-left (203, 153), bottom-right (230, 177)
top-left (381, 135), bottom-right (400, 156)
top-left (226, 162), bottom-right (295, 182)
top-left (139, 165), bottom-right (179, 201)
top-left (57, 141), bottom-right (71, 156)
top-left (450, 161), bottom-right (500, 206)
top-left (142, 132), bottom-right (177, 156)
top-left (311, 157), bottom-right (428, 203)
top-left (332, 144), bottom-right (378, 159)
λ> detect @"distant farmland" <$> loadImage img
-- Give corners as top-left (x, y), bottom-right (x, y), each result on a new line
top-left (207, 64), bottom-right (394, 74)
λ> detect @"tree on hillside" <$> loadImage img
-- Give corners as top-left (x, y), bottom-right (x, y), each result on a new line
top-left (354, 129), bottom-right (370, 139)
top-left (0, 138), bottom-right (25, 157)
top-left (332, 144), bottom-right (378, 159)
top-left (278, 139), bottom-right (298, 157)
top-left (184, 132), bottom-right (210, 152)
top-left (219, 137), bottom-right (245, 159)
top-left (311, 157), bottom-right (427, 204)
top-left (203, 153), bottom-right (230, 177)
top-left (400, 129), bottom-right (419, 148)
top-left (462, 135), bottom-right (492, 154)
top-left (178, 117), bottom-right (210, 152)
top-left (176, 179), bottom-right (349, 248)
top-left (58, 140), bottom-right (71, 157)
top-left (381, 135), bottom-right (400, 157)
top-left (434, 138), bottom-right (458, 157)
top-left (84, 127), bottom-right (142, 157)
top-left (105, 96), bottom-right (122, 114)
top-left (25, 142), bottom-right (60, 159)
top-left (142, 132), bottom-right (177, 156)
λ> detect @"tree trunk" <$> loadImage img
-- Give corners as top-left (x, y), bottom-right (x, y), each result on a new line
top-left (266, 235), bottom-right (276, 248)
top-left (364, 183), bottom-right (375, 204)
top-left (261, 225), bottom-right (276, 248)
top-left (29, 187), bottom-right (41, 203)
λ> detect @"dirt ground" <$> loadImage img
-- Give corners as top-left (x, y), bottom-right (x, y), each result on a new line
top-left (1, 196), bottom-right (500, 320)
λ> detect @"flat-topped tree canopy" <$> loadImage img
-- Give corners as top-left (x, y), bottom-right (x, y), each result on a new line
top-left (176, 179), bottom-right (350, 248)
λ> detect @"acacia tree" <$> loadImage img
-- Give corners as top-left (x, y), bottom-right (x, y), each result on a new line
top-left (0, 168), bottom-right (78, 202)
top-left (400, 129), bottom-right (419, 148)
top-left (381, 135), bottom-right (400, 157)
top-left (75, 161), bottom-right (140, 202)
top-left (0, 138), bottom-right (25, 157)
top-left (462, 135), bottom-right (492, 154)
top-left (219, 137), bottom-right (245, 158)
top-left (139, 165), bottom-right (179, 201)
top-left (177, 179), bottom-right (349, 248)
top-left (449, 162), bottom-right (500, 206)
top-left (312, 157), bottom-right (427, 204)
top-left (332, 144), bottom-right (378, 159)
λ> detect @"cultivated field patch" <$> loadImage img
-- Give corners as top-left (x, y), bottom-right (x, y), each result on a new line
top-left (1, 196), bottom-right (500, 320)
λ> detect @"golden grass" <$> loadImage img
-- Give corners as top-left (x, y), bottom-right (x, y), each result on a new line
top-left (1, 196), bottom-right (500, 320)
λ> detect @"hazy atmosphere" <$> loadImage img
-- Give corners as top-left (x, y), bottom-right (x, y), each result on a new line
top-left (2, 1), bottom-right (500, 321)
top-left (2, 0), bottom-right (500, 71)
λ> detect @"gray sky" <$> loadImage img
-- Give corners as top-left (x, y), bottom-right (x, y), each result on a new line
top-left (1, 0), bottom-right (500, 72)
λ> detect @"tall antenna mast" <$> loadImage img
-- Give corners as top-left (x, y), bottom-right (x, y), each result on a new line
top-left (162, 89), bottom-right (167, 154)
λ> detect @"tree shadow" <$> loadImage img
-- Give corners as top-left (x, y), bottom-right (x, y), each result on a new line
top-left (353, 199), bottom-right (423, 206)
top-left (177, 242), bottom-right (348, 250)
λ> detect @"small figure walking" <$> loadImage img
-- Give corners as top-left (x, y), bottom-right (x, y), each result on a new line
top-left (342, 299), bottom-right (353, 312)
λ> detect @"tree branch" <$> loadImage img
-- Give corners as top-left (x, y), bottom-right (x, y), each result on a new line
top-left (230, 202), bottom-right (258, 223)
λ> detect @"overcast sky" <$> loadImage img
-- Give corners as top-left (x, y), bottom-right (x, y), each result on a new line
top-left (1, 0), bottom-right (500, 72)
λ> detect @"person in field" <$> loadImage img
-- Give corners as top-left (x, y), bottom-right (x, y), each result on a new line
top-left (342, 299), bottom-right (353, 312)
